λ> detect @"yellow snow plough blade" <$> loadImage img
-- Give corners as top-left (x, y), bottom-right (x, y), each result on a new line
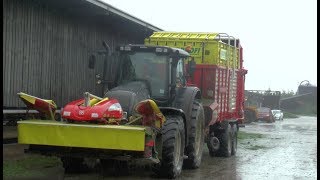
top-left (18, 120), bottom-right (147, 151)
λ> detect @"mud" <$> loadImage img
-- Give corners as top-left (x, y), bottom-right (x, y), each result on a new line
top-left (3, 116), bottom-right (317, 179)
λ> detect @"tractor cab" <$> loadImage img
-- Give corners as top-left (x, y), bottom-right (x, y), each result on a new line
top-left (116, 45), bottom-right (191, 101)
top-left (90, 44), bottom-right (195, 108)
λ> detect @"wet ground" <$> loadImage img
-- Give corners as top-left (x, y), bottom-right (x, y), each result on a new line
top-left (3, 116), bottom-right (317, 179)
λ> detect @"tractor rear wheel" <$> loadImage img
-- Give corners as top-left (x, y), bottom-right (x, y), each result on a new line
top-left (231, 124), bottom-right (238, 155)
top-left (183, 101), bottom-right (205, 169)
top-left (216, 123), bottom-right (232, 157)
top-left (153, 115), bottom-right (185, 179)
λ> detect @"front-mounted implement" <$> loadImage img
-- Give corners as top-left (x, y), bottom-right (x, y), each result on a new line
top-left (17, 92), bottom-right (57, 120)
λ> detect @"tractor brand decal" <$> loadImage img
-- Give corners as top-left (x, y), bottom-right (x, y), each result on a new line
top-left (180, 47), bottom-right (201, 55)
top-left (79, 110), bottom-right (84, 115)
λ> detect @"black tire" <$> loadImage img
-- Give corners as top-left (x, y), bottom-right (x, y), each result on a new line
top-left (215, 124), bottom-right (232, 157)
top-left (207, 136), bottom-right (220, 157)
top-left (184, 101), bottom-right (205, 169)
top-left (209, 149), bottom-right (215, 157)
top-left (153, 115), bottom-right (185, 179)
top-left (61, 157), bottom-right (86, 173)
top-left (231, 124), bottom-right (238, 156)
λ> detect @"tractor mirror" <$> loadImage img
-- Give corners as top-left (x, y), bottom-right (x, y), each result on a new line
top-left (88, 54), bottom-right (96, 69)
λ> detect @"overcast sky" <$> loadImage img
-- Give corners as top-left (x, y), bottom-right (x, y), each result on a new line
top-left (103, 0), bottom-right (317, 92)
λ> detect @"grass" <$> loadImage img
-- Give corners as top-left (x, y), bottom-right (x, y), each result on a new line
top-left (3, 155), bottom-right (61, 178)
top-left (237, 131), bottom-right (265, 140)
top-left (298, 113), bottom-right (317, 117)
top-left (238, 131), bottom-right (269, 150)
top-left (246, 145), bottom-right (268, 150)
top-left (282, 95), bottom-right (317, 116)
top-left (283, 111), bottom-right (299, 119)
top-left (283, 110), bottom-right (317, 119)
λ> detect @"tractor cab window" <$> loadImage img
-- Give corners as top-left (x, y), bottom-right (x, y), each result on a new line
top-left (176, 58), bottom-right (186, 87)
top-left (118, 52), bottom-right (169, 98)
top-left (176, 59), bottom-right (184, 78)
top-left (120, 55), bottom-right (137, 81)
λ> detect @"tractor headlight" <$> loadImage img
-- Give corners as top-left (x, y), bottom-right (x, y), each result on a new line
top-left (63, 111), bottom-right (71, 116)
top-left (108, 103), bottom-right (122, 112)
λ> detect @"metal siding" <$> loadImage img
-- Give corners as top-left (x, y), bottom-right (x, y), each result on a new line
top-left (14, 0), bottom-right (23, 107)
top-left (3, 0), bottom-right (144, 108)
top-left (3, 0), bottom-right (9, 104)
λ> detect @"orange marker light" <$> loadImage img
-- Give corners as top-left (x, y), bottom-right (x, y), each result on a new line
top-left (185, 45), bottom-right (192, 53)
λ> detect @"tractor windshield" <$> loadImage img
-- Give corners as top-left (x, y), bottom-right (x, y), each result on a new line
top-left (118, 52), bottom-right (169, 98)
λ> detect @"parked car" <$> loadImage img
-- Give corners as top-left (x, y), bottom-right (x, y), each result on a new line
top-left (271, 109), bottom-right (284, 121)
top-left (256, 107), bottom-right (275, 123)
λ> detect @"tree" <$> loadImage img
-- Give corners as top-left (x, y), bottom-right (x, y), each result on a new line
top-left (281, 90), bottom-right (295, 98)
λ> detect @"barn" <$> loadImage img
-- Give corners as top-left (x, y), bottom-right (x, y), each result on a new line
top-left (3, 0), bottom-right (162, 111)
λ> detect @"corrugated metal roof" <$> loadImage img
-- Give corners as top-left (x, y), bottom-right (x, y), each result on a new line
top-left (37, 0), bottom-right (162, 36)
top-left (86, 0), bottom-right (162, 32)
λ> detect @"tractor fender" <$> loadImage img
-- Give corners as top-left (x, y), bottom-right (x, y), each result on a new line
top-left (172, 87), bottom-right (201, 145)
top-left (159, 107), bottom-right (187, 145)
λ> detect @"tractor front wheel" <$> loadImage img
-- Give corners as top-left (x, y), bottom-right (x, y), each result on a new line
top-left (153, 115), bottom-right (185, 179)
top-left (184, 101), bottom-right (205, 169)
top-left (231, 124), bottom-right (238, 155)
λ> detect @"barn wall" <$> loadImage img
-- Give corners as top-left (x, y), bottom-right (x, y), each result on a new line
top-left (3, 0), bottom-right (145, 108)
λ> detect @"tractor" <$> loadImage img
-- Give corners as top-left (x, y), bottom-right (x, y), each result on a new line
top-left (18, 42), bottom-right (210, 179)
